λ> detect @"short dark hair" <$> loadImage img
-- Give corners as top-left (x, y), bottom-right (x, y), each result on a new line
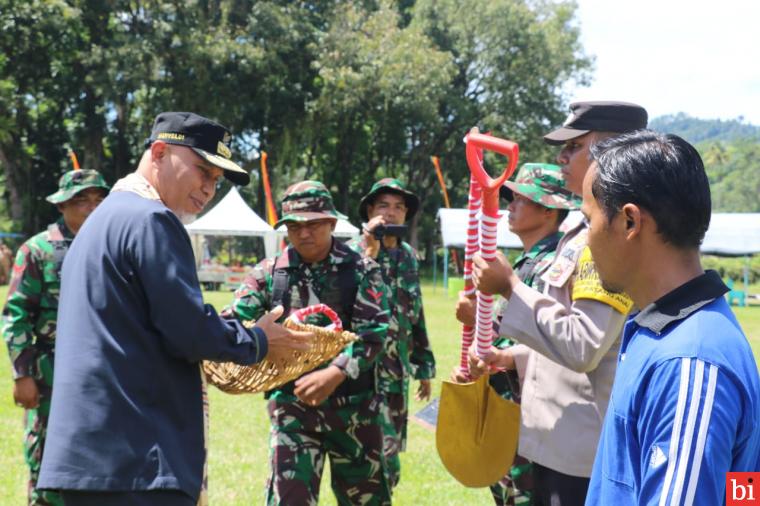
top-left (589, 130), bottom-right (711, 248)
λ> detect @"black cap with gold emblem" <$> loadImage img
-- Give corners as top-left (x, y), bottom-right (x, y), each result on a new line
top-left (543, 101), bottom-right (648, 146)
top-left (145, 112), bottom-right (250, 185)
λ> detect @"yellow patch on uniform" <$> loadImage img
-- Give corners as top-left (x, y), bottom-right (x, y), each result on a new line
top-left (571, 247), bottom-right (633, 314)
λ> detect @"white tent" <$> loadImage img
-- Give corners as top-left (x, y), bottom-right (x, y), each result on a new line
top-left (436, 208), bottom-right (583, 249)
top-left (438, 209), bottom-right (760, 256)
top-left (185, 187), bottom-right (277, 259)
top-left (333, 219), bottom-right (361, 238)
top-left (435, 209), bottom-right (760, 293)
top-left (701, 213), bottom-right (760, 256)
top-left (700, 213), bottom-right (760, 302)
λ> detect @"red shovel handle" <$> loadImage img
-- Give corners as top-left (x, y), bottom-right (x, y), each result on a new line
top-left (463, 131), bottom-right (520, 359)
top-left (465, 132), bottom-right (519, 192)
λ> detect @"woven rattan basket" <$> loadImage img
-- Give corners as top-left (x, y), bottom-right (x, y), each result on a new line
top-left (203, 305), bottom-right (357, 394)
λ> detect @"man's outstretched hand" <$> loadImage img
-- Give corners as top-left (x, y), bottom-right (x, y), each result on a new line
top-left (256, 305), bottom-right (313, 363)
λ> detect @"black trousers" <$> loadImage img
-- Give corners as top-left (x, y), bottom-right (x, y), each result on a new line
top-left (61, 490), bottom-right (195, 506)
top-left (533, 463), bottom-right (590, 506)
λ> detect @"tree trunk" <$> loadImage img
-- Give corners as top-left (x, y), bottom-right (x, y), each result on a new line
top-left (113, 96), bottom-right (132, 178)
top-left (81, 84), bottom-right (106, 173)
top-left (0, 145), bottom-right (26, 226)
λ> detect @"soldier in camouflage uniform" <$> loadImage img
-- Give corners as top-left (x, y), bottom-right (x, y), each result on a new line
top-left (350, 178), bottom-right (436, 491)
top-left (455, 163), bottom-right (580, 506)
top-left (224, 181), bottom-right (392, 506)
top-left (2, 170), bottom-right (109, 506)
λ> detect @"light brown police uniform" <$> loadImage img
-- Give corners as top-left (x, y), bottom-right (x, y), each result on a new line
top-left (498, 219), bottom-right (633, 478)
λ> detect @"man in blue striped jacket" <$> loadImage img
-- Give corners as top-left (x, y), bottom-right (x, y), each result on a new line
top-left (580, 130), bottom-right (760, 505)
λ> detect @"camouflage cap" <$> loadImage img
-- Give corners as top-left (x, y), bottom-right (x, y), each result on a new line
top-left (275, 180), bottom-right (348, 229)
top-left (46, 169), bottom-right (110, 204)
top-left (501, 163), bottom-right (581, 210)
top-left (358, 177), bottom-right (419, 222)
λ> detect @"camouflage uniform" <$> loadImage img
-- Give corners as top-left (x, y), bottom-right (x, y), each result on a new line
top-left (2, 170), bottom-right (109, 506)
top-left (489, 164), bottom-right (580, 506)
top-left (353, 178), bottom-right (435, 489)
top-left (224, 181), bottom-right (392, 506)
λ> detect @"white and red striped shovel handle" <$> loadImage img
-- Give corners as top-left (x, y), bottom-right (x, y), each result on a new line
top-left (462, 131), bottom-right (519, 362)
top-left (458, 175), bottom-right (482, 375)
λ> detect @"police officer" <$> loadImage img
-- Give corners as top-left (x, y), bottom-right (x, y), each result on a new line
top-left (3, 169), bottom-right (109, 506)
top-left (456, 163), bottom-right (581, 505)
top-left (470, 101), bottom-right (648, 505)
top-left (351, 178), bottom-right (436, 491)
top-left (225, 181), bottom-right (392, 506)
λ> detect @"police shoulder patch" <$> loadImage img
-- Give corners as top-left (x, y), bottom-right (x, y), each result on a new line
top-left (543, 228), bottom-right (587, 288)
top-left (571, 247), bottom-right (633, 314)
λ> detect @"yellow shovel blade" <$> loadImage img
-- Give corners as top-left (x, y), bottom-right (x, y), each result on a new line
top-left (436, 375), bottom-right (520, 488)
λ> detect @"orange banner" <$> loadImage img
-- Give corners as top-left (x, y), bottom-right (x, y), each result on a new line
top-left (69, 150), bottom-right (81, 170)
top-left (260, 151), bottom-right (278, 226)
top-left (431, 156), bottom-right (451, 208)
top-left (431, 156), bottom-right (460, 271)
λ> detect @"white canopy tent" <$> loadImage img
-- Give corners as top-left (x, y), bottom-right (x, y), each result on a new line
top-left (436, 208), bottom-right (583, 250)
top-left (435, 208), bottom-right (583, 289)
top-left (701, 213), bottom-right (760, 256)
top-left (185, 187), bottom-right (278, 260)
top-left (701, 213), bottom-right (760, 302)
top-left (437, 209), bottom-right (760, 254)
top-left (436, 209), bottom-right (760, 293)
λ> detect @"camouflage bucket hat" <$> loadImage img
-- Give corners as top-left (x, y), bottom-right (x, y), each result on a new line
top-left (501, 163), bottom-right (581, 210)
top-left (275, 180), bottom-right (348, 229)
top-left (46, 169), bottom-right (110, 204)
top-left (359, 177), bottom-right (419, 222)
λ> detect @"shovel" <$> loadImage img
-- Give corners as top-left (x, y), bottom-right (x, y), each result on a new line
top-left (436, 130), bottom-right (521, 487)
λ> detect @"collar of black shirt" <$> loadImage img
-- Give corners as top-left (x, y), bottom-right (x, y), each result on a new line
top-left (633, 270), bottom-right (729, 334)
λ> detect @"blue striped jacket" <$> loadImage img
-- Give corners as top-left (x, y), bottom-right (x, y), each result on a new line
top-left (586, 271), bottom-right (760, 505)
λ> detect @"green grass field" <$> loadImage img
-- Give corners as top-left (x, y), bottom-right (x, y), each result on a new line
top-left (0, 283), bottom-right (759, 504)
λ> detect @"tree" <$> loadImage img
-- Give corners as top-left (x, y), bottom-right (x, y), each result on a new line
top-left (0, 0), bottom-right (324, 233)
top-left (404, 0), bottom-right (592, 252)
top-left (302, 1), bottom-right (454, 221)
top-left (702, 138), bottom-right (760, 212)
top-left (0, 0), bottom-right (593, 254)
top-left (0, 0), bottom-right (88, 232)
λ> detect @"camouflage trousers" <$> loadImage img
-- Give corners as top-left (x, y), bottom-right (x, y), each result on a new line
top-left (23, 355), bottom-right (63, 506)
top-left (489, 455), bottom-right (534, 506)
top-left (266, 396), bottom-right (391, 506)
top-left (379, 392), bottom-right (407, 490)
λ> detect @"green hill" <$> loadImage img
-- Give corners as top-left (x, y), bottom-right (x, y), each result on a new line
top-left (650, 113), bottom-right (760, 144)
top-left (699, 137), bottom-right (760, 212)
top-left (648, 114), bottom-right (760, 213)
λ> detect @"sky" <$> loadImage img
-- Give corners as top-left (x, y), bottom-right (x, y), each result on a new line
top-left (570, 0), bottom-right (760, 124)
